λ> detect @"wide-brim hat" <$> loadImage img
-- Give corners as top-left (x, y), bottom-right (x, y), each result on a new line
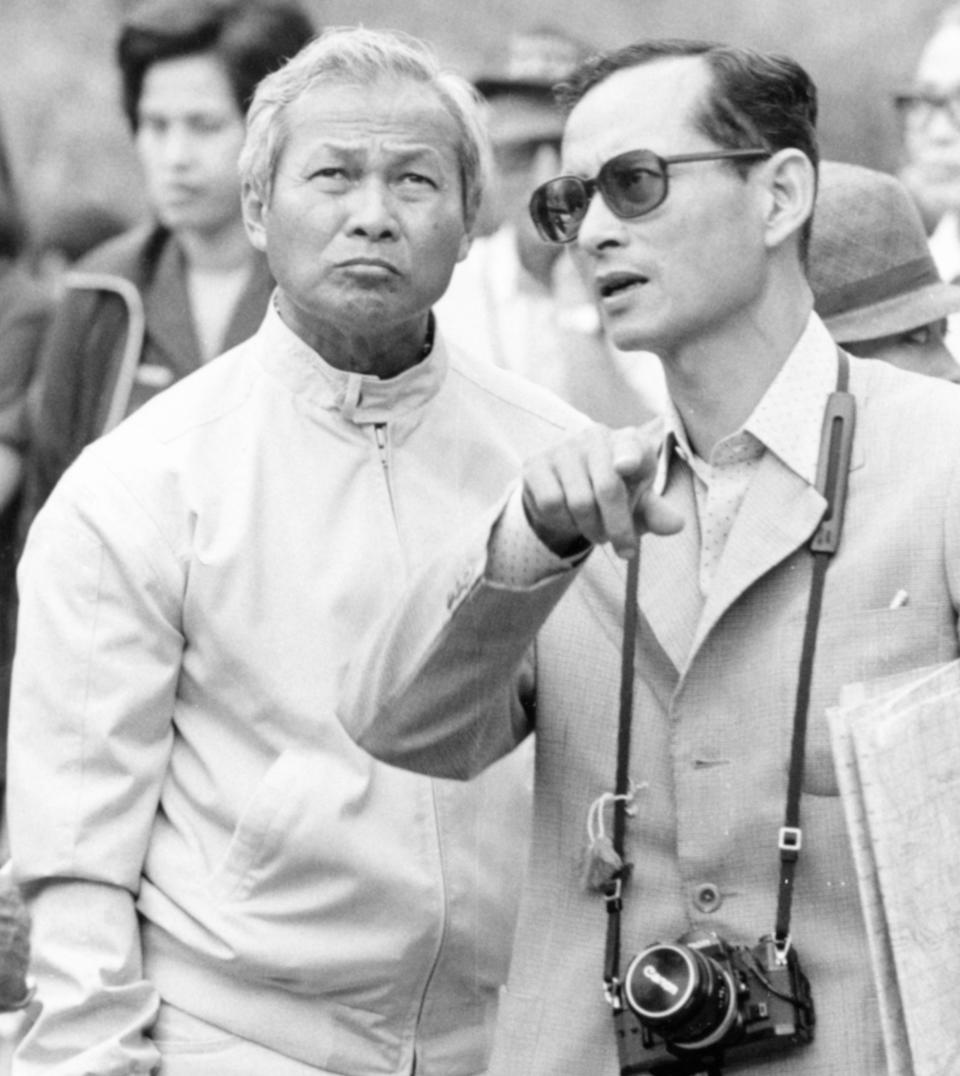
top-left (810, 160), bottom-right (960, 342)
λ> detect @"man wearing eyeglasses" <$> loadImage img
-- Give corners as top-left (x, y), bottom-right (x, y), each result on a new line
top-left (341, 37), bottom-right (960, 1076)
top-left (897, 3), bottom-right (960, 358)
top-left (898, 3), bottom-right (960, 280)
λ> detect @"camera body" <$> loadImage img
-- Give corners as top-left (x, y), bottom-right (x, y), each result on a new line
top-left (614, 929), bottom-right (814, 1075)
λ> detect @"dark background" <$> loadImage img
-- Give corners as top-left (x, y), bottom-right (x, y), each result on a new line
top-left (0, 0), bottom-right (948, 238)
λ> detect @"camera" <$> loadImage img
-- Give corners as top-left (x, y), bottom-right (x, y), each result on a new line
top-left (614, 929), bottom-right (814, 1075)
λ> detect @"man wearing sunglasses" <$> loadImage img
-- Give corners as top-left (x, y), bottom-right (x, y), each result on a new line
top-left (341, 37), bottom-right (960, 1076)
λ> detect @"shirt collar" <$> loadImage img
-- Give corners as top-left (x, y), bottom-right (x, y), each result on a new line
top-left (254, 294), bottom-right (447, 425)
top-left (660, 313), bottom-right (839, 487)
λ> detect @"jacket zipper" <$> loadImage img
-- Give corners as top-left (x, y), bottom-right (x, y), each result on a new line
top-left (410, 786), bottom-right (449, 1074)
top-left (374, 420), bottom-right (448, 1072)
top-left (373, 423), bottom-right (398, 524)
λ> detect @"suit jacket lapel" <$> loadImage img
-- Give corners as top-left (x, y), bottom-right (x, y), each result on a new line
top-left (142, 236), bottom-right (203, 377)
top-left (689, 452), bottom-right (826, 659)
top-left (579, 454), bottom-right (707, 677)
top-left (581, 349), bottom-right (871, 679)
top-left (568, 383), bottom-right (867, 678)
top-left (143, 243), bottom-right (275, 374)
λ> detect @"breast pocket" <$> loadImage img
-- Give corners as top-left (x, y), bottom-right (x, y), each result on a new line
top-left (790, 603), bottom-right (955, 796)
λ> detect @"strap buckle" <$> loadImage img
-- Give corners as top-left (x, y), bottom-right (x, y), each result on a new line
top-left (778, 825), bottom-right (802, 862)
top-left (604, 975), bottom-right (624, 1010)
top-left (603, 876), bottom-right (623, 912)
top-left (771, 934), bottom-right (792, 967)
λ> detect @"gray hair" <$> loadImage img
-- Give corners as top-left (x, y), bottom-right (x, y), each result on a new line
top-left (238, 25), bottom-right (491, 230)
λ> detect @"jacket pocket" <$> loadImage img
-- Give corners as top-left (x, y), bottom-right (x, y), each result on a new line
top-left (204, 741), bottom-right (441, 993)
top-left (211, 750), bottom-right (305, 903)
top-left (785, 602), bottom-right (953, 796)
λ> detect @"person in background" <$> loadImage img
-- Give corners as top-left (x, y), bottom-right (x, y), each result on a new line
top-left (435, 27), bottom-right (665, 426)
top-left (8, 25), bottom-right (584, 1075)
top-left (0, 119), bottom-right (53, 816)
top-left (340, 37), bottom-right (960, 1075)
top-left (19, 0), bottom-right (315, 531)
top-left (897, 2), bottom-right (960, 280)
top-left (30, 201), bottom-right (130, 296)
top-left (810, 159), bottom-right (960, 379)
top-left (0, 118), bottom-right (40, 1040)
top-left (0, 136), bottom-right (49, 521)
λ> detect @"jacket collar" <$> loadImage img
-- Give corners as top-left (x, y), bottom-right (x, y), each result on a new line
top-left (641, 324), bottom-right (864, 674)
top-left (142, 233), bottom-right (274, 375)
top-left (141, 235), bottom-right (201, 376)
top-left (254, 298), bottom-right (447, 425)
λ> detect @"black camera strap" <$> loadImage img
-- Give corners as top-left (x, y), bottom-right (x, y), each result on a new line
top-left (602, 349), bottom-right (855, 1007)
top-left (774, 350), bottom-right (854, 952)
top-left (603, 548), bottom-right (641, 1005)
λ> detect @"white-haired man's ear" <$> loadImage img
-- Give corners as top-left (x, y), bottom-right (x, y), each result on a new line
top-left (241, 181), bottom-right (269, 253)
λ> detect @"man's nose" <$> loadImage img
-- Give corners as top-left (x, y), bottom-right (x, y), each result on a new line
top-left (158, 123), bottom-right (195, 168)
top-left (346, 177), bottom-right (399, 239)
top-left (577, 186), bottom-right (629, 254)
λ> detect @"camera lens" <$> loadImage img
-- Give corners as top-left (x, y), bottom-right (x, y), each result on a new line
top-left (623, 941), bottom-right (740, 1049)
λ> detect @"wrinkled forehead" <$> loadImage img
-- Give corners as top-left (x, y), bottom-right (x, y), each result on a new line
top-left (561, 57), bottom-right (712, 175)
top-left (284, 75), bottom-right (464, 158)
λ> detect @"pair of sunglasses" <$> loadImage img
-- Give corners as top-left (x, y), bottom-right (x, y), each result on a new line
top-left (528, 147), bottom-right (770, 244)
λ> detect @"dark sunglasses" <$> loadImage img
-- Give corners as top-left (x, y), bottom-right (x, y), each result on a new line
top-left (528, 147), bottom-right (770, 244)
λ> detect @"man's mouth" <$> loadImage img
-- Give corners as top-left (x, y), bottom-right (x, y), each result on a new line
top-left (597, 272), bottom-right (648, 299)
top-left (339, 258), bottom-right (399, 274)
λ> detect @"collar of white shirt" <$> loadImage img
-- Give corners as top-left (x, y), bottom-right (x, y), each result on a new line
top-left (658, 313), bottom-right (839, 490)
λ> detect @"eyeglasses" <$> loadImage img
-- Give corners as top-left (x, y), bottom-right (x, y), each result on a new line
top-left (528, 147), bottom-right (771, 244)
top-left (894, 90), bottom-right (960, 133)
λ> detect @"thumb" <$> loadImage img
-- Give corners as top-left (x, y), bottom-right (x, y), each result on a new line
top-left (633, 486), bottom-right (685, 537)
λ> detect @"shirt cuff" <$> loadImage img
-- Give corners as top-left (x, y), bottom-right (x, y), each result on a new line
top-left (486, 485), bottom-right (590, 587)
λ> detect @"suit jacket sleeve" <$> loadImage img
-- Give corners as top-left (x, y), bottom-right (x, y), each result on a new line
top-left (339, 493), bottom-right (583, 780)
top-left (20, 285), bottom-right (129, 537)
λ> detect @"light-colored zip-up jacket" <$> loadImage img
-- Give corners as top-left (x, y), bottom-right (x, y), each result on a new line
top-left (8, 303), bottom-right (586, 1075)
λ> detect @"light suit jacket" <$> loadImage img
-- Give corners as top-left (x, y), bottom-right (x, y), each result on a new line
top-left (342, 351), bottom-right (960, 1076)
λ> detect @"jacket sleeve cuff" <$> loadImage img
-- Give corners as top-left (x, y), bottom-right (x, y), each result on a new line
top-left (486, 485), bottom-right (590, 587)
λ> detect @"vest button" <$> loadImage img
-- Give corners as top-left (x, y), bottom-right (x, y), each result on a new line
top-left (693, 882), bottom-right (723, 913)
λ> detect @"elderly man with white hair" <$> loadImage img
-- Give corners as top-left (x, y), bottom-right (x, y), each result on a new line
top-left (7, 26), bottom-right (584, 1076)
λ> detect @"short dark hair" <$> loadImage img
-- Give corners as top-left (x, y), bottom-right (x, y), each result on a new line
top-left (557, 39), bottom-right (819, 256)
top-left (117, 0), bottom-right (316, 129)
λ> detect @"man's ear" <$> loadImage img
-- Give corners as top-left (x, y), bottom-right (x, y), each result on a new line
top-left (456, 229), bottom-right (472, 263)
top-left (242, 181), bottom-right (268, 253)
top-left (759, 148), bottom-right (816, 252)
